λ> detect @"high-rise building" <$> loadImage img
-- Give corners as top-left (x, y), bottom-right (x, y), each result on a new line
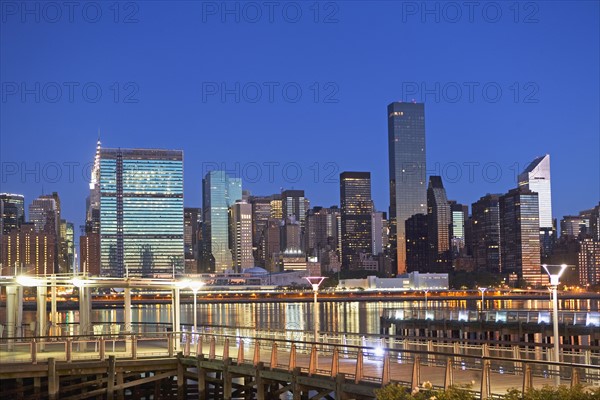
top-left (230, 200), bottom-right (254, 271)
top-left (560, 215), bottom-right (589, 239)
top-left (29, 195), bottom-right (59, 235)
top-left (427, 176), bottom-right (451, 272)
top-left (248, 195), bottom-right (278, 266)
top-left (80, 232), bottom-right (100, 276)
top-left (281, 190), bottom-right (309, 228)
top-left (97, 147), bottom-right (184, 277)
top-left (60, 220), bottom-right (75, 273)
top-left (518, 155), bottom-right (554, 256)
top-left (500, 188), bottom-right (542, 285)
top-left (0, 193), bottom-right (25, 263)
top-left (202, 171), bottom-right (242, 273)
top-left (589, 204), bottom-right (600, 241)
top-left (280, 216), bottom-right (303, 253)
top-left (579, 238), bottom-right (600, 286)
top-left (262, 219), bottom-right (281, 272)
top-left (388, 102), bottom-right (426, 274)
top-left (340, 172), bottom-right (373, 269)
top-left (1, 223), bottom-right (56, 276)
top-left (270, 196), bottom-right (283, 220)
top-left (405, 213), bottom-right (428, 273)
top-left (184, 207), bottom-right (201, 273)
top-left (305, 206), bottom-right (340, 259)
top-left (449, 201), bottom-right (468, 258)
top-left (471, 194), bottom-right (502, 274)
top-left (0, 193), bottom-right (25, 235)
top-left (371, 211), bottom-right (385, 256)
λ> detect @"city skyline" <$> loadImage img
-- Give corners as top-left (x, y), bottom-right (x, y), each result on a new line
top-left (1, 2), bottom-right (598, 235)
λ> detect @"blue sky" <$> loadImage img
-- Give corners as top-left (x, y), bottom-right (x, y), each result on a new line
top-left (1, 1), bottom-right (599, 237)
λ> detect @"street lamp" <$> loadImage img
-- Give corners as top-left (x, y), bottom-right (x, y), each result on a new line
top-left (542, 263), bottom-right (568, 386)
top-left (478, 287), bottom-right (487, 311)
top-left (188, 280), bottom-right (205, 333)
top-left (304, 276), bottom-right (326, 343)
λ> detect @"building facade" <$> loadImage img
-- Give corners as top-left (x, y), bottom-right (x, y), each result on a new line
top-left (518, 155), bottom-right (554, 256)
top-left (98, 147), bottom-right (184, 277)
top-left (578, 238), bottom-right (600, 287)
top-left (427, 176), bottom-right (451, 272)
top-left (471, 194), bottom-right (502, 274)
top-left (1, 223), bottom-right (56, 276)
top-left (230, 200), bottom-right (254, 271)
top-left (500, 188), bottom-right (542, 285)
top-left (281, 190), bottom-right (309, 228)
top-left (184, 207), bottom-right (201, 273)
top-left (388, 102), bottom-right (426, 275)
top-left (405, 213), bottom-right (428, 273)
top-left (305, 206), bottom-right (340, 259)
top-left (340, 172), bottom-right (373, 269)
top-left (202, 171), bottom-right (242, 273)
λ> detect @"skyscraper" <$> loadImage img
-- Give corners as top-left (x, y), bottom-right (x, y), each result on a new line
top-left (388, 102), bottom-right (426, 274)
top-left (500, 188), bottom-right (542, 285)
top-left (449, 201), bottom-right (468, 258)
top-left (0, 193), bottom-right (25, 235)
top-left (0, 193), bottom-right (25, 262)
top-left (471, 194), bottom-right (501, 274)
top-left (340, 172), bottom-right (373, 269)
top-left (305, 206), bottom-right (340, 260)
top-left (29, 194), bottom-right (60, 273)
top-left (427, 176), bottom-right (451, 272)
top-left (518, 155), bottom-right (554, 256)
top-left (248, 194), bottom-right (276, 266)
top-left (281, 190), bottom-right (309, 228)
top-left (98, 147), bottom-right (184, 277)
top-left (29, 195), bottom-right (59, 235)
top-left (184, 207), bottom-right (201, 273)
top-left (405, 213), bottom-right (428, 273)
top-left (579, 238), bottom-right (600, 287)
top-left (230, 200), bottom-right (254, 271)
top-left (202, 170), bottom-right (242, 273)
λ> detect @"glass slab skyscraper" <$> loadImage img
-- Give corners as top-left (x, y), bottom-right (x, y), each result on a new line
top-left (518, 154), bottom-right (554, 256)
top-left (388, 102), bottom-right (426, 274)
top-left (98, 147), bottom-right (184, 277)
top-left (202, 171), bottom-right (242, 273)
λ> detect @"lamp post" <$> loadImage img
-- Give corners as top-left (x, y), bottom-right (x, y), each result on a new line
top-left (304, 277), bottom-right (326, 343)
top-left (478, 287), bottom-right (487, 311)
top-left (542, 263), bottom-right (568, 386)
top-left (188, 281), bottom-right (204, 333)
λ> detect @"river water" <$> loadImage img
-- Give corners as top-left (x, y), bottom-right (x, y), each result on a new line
top-left (11, 297), bottom-right (599, 335)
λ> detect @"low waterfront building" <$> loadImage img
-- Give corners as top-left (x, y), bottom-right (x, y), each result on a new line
top-left (338, 272), bottom-right (448, 291)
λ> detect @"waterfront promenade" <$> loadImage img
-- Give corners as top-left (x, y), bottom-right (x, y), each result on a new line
top-left (1, 327), bottom-right (598, 399)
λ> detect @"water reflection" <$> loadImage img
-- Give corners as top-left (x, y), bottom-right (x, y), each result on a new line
top-left (5, 297), bottom-right (599, 336)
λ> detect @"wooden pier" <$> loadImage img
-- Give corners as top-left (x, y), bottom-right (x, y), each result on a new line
top-left (1, 330), bottom-right (599, 399)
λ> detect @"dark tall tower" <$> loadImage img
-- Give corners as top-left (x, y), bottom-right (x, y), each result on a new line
top-left (340, 172), bottom-right (373, 269)
top-left (427, 176), bottom-right (451, 272)
top-left (500, 188), bottom-right (542, 286)
top-left (405, 213), bottom-right (428, 272)
top-left (471, 194), bottom-right (502, 274)
top-left (388, 102), bottom-right (426, 275)
top-left (184, 207), bottom-right (201, 273)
